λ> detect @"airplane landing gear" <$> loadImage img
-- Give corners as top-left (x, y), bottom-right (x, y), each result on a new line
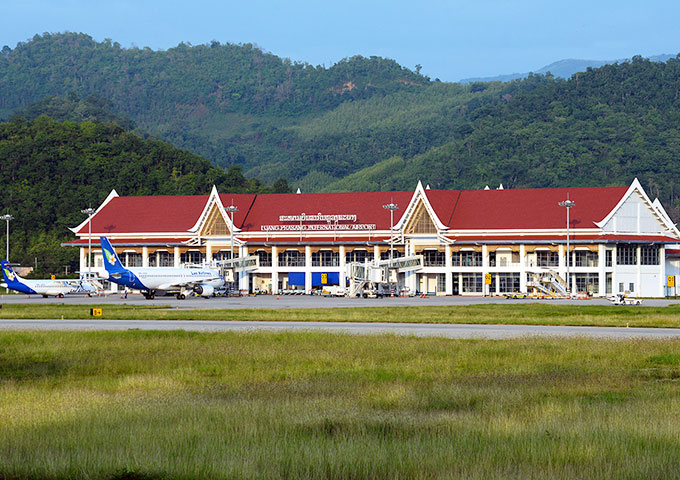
top-left (143, 290), bottom-right (156, 300)
top-left (176, 293), bottom-right (186, 300)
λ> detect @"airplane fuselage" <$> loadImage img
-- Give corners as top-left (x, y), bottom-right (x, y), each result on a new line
top-left (106, 267), bottom-right (223, 291)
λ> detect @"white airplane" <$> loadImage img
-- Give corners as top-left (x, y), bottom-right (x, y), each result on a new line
top-left (1, 261), bottom-right (95, 297)
top-left (99, 236), bottom-right (225, 299)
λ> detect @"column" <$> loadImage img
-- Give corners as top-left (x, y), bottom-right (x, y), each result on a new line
top-left (239, 245), bottom-right (249, 292)
top-left (519, 244), bottom-right (527, 293)
top-left (598, 244), bottom-right (606, 297)
top-left (272, 245), bottom-right (279, 294)
top-left (612, 245), bottom-right (618, 294)
top-left (80, 247), bottom-right (86, 273)
top-left (636, 245), bottom-right (642, 296)
top-left (406, 241), bottom-right (417, 293)
top-left (339, 245), bottom-right (346, 290)
top-left (481, 244), bottom-right (489, 296)
top-left (445, 244), bottom-right (452, 295)
top-left (304, 246), bottom-right (312, 294)
top-left (558, 244), bottom-right (565, 279)
top-left (659, 246), bottom-right (666, 297)
top-left (373, 245), bottom-right (380, 264)
top-left (174, 247), bottom-right (180, 267)
top-left (142, 247), bottom-right (149, 267)
top-left (205, 243), bottom-right (212, 265)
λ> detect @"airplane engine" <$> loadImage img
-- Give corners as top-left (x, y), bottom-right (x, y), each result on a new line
top-left (193, 284), bottom-right (215, 297)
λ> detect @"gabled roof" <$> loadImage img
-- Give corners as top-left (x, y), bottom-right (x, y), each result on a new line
top-left (73, 194), bottom-right (210, 234)
top-left (239, 191), bottom-right (414, 231)
top-left (444, 186), bottom-right (628, 230)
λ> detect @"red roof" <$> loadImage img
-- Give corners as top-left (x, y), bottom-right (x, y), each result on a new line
top-left (666, 249), bottom-right (680, 256)
top-left (63, 237), bottom-right (191, 246)
top-left (239, 191), bottom-right (414, 232)
top-left (440, 186), bottom-right (629, 230)
top-left (72, 185), bottom-right (645, 238)
top-left (444, 234), bottom-right (677, 243)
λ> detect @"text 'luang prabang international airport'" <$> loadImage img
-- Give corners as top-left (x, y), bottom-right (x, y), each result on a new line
top-left (64, 179), bottom-right (680, 298)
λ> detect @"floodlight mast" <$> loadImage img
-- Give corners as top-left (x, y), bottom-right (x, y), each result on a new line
top-left (1, 214), bottom-right (13, 262)
top-left (558, 199), bottom-right (575, 296)
top-left (382, 203), bottom-right (398, 265)
top-left (81, 208), bottom-right (95, 278)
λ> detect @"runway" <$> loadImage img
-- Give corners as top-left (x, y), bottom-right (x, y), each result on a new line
top-left (1, 319), bottom-right (679, 339)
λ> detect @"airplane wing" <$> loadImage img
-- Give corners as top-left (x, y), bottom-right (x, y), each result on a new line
top-left (156, 276), bottom-right (222, 291)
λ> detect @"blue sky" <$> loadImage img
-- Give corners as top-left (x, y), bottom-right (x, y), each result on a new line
top-left (2, 0), bottom-right (679, 81)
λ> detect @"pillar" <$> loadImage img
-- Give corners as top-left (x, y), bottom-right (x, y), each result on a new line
top-left (445, 244), bottom-right (452, 295)
top-left (339, 245), bottom-right (346, 290)
top-left (272, 245), bottom-right (279, 294)
top-left (519, 244), bottom-right (527, 293)
top-left (305, 245), bottom-right (312, 294)
top-left (142, 246), bottom-right (149, 267)
top-left (174, 247), bottom-right (180, 267)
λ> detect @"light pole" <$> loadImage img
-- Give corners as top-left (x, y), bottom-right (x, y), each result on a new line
top-left (226, 205), bottom-right (239, 261)
top-left (1, 214), bottom-right (13, 262)
top-left (81, 208), bottom-right (95, 278)
top-left (382, 203), bottom-right (398, 264)
top-left (226, 204), bottom-right (239, 290)
top-left (558, 199), bottom-right (575, 296)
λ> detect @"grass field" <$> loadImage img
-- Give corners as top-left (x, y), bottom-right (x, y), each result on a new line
top-left (1, 330), bottom-right (680, 479)
top-left (2, 302), bottom-right (680, 328)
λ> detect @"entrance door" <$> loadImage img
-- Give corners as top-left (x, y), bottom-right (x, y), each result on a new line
top-left (452, 275), bottom-right (459, 295)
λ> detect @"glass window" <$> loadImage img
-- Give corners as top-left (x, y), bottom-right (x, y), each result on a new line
top-left (573, 251), bottom-right (598, 267)
top-left (605, 250), bottom-right (613, 267)
top-left (461, 273), bottom-right (482, 293)
top-left (123, 252), bottom-right (143, 267)
top-left (498, 273), bottom-right (520, 292)
top-left (255, 250), bottom-right (272, 267)
top-left (180, 251), bottom-right (205, 265)
top-left (574, 273), bottom-right (599, 295)
top-left (436, 274), bottom-right (446, 292)
top-left (279, 250), bottom-right (305, 267)
top-left (312, 250), bottom-right (339, 267)
top-left (346, 250), bottom-right (372, 264)
top-left (458, 251), bottom-right (482, 267)
top-left (640, 246), bottom-right (659, 265)
top-left (380, 249), bottom-right (403, 261)
top-left (149, 251), bottom-right (174, 267)
top-left (616, 245), bottom-right (637, 265)
top-left (536, 251), bottom-right (559, 267)
top-left (629, 282), bottom-right (635, 293)
top-left (606, 273), bottom-right (612, 294)
top-left (422, 250), bottom-right (446, 267)
top-left (488, 252), bottom-right (496, 267)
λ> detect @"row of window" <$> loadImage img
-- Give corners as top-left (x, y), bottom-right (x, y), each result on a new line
top-left (114, 245), bottom-right (662, 268)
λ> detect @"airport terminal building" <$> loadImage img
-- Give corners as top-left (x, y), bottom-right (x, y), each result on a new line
top-left (65, 179), bottom-right (680, 297)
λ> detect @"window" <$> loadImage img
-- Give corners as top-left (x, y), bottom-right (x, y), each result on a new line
top-left (149, 251), bottom-right (174, 267)
top-left (123, 252), bottom-right (143, 267)
top-left (213, 250), bottom-right (234, 262)
top-left (279, 250), bottom-right (305, 267)
top-left (619, 282), bottom-right (624, 293)
top-left (453, 251), bottom-right (482, 267)
top-left (574, 273), bottom-right (599, 295)
top-left (488, 252), bottom-right (496, 267)
top-left (640, 246), bottom-right (660, 265)
top-left (422, 250), bottom-right (446, 266)
top-left (380, 250), bottom-right (403, 261)
top-left (606, 273), bottom-right (612, 294)
top-left (255, 250), bottom-right (272, 267)
top-left (461, 273), bottom-right (482, 293)
top-left (436, 274), bottom-right (446, 292)
top-left (605, 250), bottom-right (613, 267)
top-left (629, 282), bottom-right (635, 293)
top-left (346, 250), bottom-right (372, 264)
top-left (312, 250), bottom-right (339, 267)
top-left (616, 245), bottom-right (637, 265)
top-left (498, 273), bottom-right (520, 292)
top-left (536, 251), bottom-right (559, 267)
top-left (573, 251), bottom-right (598, 267)
top-left (180, 251), bottom-right (204, 265)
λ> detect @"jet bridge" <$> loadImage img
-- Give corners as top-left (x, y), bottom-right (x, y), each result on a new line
top-left (218, 256), bottom-right (259, 282)
top-left (346, 255), bottom-right (423, 297)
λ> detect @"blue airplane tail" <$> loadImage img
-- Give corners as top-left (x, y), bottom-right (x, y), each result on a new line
top-left (100, 237), bottom-right (127, 275)
top-left (1, 260), bottom-right (24, 289)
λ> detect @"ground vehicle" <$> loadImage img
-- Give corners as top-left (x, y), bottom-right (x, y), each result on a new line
top-left (609, 294), bottom-right (643, 305)
top-left (359, 282), bottom-right (393, 298)
top-left (321, 286), bottom-right (346, 297)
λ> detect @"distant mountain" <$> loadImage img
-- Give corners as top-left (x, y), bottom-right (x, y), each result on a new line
top-left (460, 54), bottom-right (676, 83)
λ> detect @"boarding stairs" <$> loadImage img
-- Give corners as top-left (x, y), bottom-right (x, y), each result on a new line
top-left (526, 269), bottom-right (568, 297)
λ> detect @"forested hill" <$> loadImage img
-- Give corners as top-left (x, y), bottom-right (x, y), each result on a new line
top-left (328, 57), bottom-right (680, 219)
top-left (0, 116), bottom-right (287, 274)
top-left (2, 34), bottom-right (680, 220)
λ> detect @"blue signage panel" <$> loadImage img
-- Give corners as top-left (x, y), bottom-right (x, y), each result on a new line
top-left (287, 272), bottom-right (305, 286)
top-left (312, 272), bottom-right (339, 286)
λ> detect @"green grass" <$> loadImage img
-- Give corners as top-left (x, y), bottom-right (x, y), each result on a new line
top-left (2, 303), bottom-right (680, 328)
top-left (1, 330), bottom-right (680, 479)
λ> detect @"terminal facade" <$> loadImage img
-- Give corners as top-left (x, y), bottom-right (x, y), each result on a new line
top-left (65, 179), bottom-right (680, 297)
